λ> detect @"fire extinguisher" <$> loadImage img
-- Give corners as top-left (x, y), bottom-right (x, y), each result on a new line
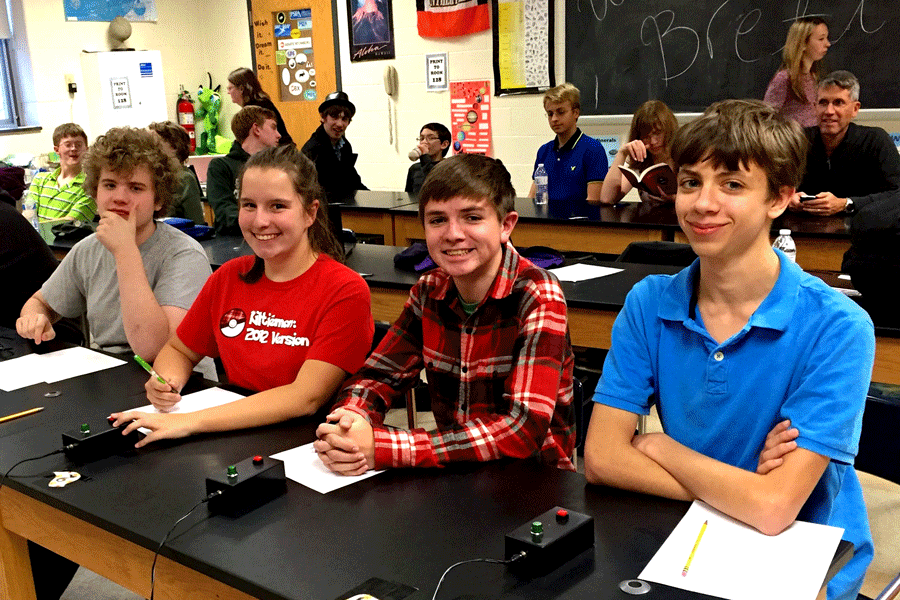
top-left (177, 88), bottom-right (196, 154)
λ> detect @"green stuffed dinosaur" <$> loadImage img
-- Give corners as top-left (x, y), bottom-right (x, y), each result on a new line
top-left (195, 73), bottom-right (222, 155)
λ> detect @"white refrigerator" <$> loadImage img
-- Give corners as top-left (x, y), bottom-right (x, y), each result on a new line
top-left (80, 50), bottom-right (167, 138)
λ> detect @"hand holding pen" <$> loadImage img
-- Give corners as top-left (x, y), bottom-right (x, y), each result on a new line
top-left (133, 355), bottom-right (182, 412)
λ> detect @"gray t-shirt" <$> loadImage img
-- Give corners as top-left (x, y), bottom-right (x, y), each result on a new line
top-left (42, 223), bottom-right (212, 353)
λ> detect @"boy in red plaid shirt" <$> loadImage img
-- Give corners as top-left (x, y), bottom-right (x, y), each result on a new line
top-left (315, 154), bottom-right (576, 472)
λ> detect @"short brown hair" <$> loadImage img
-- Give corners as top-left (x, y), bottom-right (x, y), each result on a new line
top-left (671, 99), bottom-right (808, 197)
top-left (231, 106), bottom-right (276, 143)
top-left (82, 127), bottom-right (181, 218)
top-left (53, 123), bottom-right (87, 147)
top-left (322, 105), bottom-right (352, 121)
top-left (543, 83), bottom-right (580, 111)
top-left (418, 154), bottom-right (516, 222)
top-left (148, 121), bottom-right (191, 163)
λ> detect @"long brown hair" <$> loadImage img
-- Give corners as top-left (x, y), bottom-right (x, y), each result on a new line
top-left (626, 100), bottom-right (678, 170)
top-left (780, 17), bottom-right (828, 102)
top-left (237, 145), bottom-right (343, 283)
top-left (228, 67), bottom-right (270, 105)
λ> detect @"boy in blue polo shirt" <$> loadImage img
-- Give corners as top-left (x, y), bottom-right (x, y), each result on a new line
top-left (530, 83), bottom-right (608, 218)
top-left (584, 99), bottom-right (874, 600)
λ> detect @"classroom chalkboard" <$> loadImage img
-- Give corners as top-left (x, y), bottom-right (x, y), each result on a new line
top-left (565, 1), bottom-right (900, 115)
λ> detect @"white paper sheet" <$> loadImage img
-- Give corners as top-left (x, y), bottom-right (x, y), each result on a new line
top-left (0, 347), bottom-right (125, 391)
top-left (550, 263), bottom-right (623, 282)
top-left (639, 501), bottom-right (844, 600)
top-left (270, 442), bottom-right (383, 494)
top-left (41, 347), bottom-right (127, 383)
top-left (0, 354), bottom-right (45, 391)
top-left (128, 387), bottom-right (246, 433)
top-left (129, 386), bottom-right (246, 415)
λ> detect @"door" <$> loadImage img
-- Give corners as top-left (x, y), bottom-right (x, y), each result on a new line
top-left (249, 0), bottom-right (338, 145)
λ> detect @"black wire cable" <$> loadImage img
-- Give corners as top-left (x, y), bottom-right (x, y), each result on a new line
top-left (431, 551), bottom-right (527, 600)
top-left (149, 490), bottom-right (222, 600)
top-left (0, 448), bottom-right (67, 491)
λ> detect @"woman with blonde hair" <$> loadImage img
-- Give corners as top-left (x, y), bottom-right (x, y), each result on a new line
top-left (764, 17), bottom-right (830, 127)
top-left (600, 100), bottom-right (678, 205)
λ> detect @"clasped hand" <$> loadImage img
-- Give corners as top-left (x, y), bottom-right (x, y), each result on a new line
top-left (314, 408), bottom-right (375, 476)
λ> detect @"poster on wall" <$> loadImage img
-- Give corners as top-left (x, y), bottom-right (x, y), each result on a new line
top-left (492, 0), bottom-right (554, 95)
top-left (450, 81), bottom-right (492, 156)
top-left (347, 0), bottom-right (395, 62)
top-left (65, 0), bottom-right (158, 22)
top-left (271, 10), bottom-right (318, 102)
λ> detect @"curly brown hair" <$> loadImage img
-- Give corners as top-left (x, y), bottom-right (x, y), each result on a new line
top-left (82, 127), bottom-right (181, 218)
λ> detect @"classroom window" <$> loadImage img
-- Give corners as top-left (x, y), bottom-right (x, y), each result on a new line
top-left (0, 39), bottom-right (18, 127)
top-left (0, 0), bottom-right (38, 133)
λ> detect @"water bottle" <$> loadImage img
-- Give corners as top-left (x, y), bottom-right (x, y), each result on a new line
top-left (534, 163), bottom-right (548, 205)
top-left (773, 229), bottom-right (796, 263)
top-left (21, 195), bottom-right (39, 232)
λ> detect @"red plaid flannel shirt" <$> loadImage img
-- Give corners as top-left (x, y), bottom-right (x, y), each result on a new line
top-left (335, 243), bottom-right (575, 470)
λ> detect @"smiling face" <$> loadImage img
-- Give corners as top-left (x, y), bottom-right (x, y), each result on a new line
top-left (804, 24), bottom-right (830, 63)
top-left (322, 113), bottom-right (351, 143)
top-left (238, 167), bottom-right (317, 279)
top-left (96, 165), bottom-right (159, 237)
top-left (423, 196), bottom-right (518, 303)
top-left (816, 85), bottom-right (860, 143)
top-left (676, 158), bottom-right (790, 264)
top-left (55, 135), bottom-right (87, 172)
top-left (544, 100), bottom-right (579, 139)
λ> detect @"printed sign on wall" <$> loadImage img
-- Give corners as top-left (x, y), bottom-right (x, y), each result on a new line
top-left (450, 81), bottom-right (492, 156)
top-left (110, 77), bottom-right (132, 109)
top-left (425, 53), bottom-right (448, 92)
top-left (272, 9), bottom-right (318, 102)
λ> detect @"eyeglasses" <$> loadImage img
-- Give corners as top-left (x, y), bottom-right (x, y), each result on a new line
top-left (417, 136), bottom-right (440, 143)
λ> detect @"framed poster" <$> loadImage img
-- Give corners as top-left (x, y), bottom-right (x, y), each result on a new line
top-left (491, 0), bottom-right (554, 95)
top-left (450, 81), bottom-right (492, 156)
top-left (347, 0), bottom-right (395, 62)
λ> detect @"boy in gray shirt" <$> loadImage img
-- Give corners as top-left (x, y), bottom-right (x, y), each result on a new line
top-left (17, 127), bottom-right (211, 360)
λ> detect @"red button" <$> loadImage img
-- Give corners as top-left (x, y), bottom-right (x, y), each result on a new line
top-left (252, 455), bottom-right (264, 465)
top-left (556, 509), bottom-right (569, 523)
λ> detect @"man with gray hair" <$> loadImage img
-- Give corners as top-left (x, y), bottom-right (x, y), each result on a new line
top-left (794, 70), bottom-right (900, 216)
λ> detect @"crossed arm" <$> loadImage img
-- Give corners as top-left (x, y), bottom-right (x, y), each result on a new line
top-left (583, 405), bottom-right (826, 536)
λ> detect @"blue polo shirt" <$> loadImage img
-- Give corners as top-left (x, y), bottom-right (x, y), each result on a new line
top-left (594, 250), bottom-right (874, 600)
top-left (533, 129), bottom-right (608, 219)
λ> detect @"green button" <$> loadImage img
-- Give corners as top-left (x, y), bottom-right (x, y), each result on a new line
top-left (227, 465), bottom-right (238, 478)
top-left (80, 423), bottom-right (90, 435)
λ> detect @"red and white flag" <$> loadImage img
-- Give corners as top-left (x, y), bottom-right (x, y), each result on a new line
top-left (416, 0), bottom-right (489, 37)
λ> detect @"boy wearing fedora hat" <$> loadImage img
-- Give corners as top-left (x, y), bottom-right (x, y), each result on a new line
top-left (301, 91), bottom-right (367, 202)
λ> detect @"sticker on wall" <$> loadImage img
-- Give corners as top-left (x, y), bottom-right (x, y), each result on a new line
top-left (273, 10), bottom-right (317, 102)
top-left (450, 81), bottom-right (492, 156)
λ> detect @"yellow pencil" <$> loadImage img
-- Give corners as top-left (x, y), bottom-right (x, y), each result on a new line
top-left (0, 406), bottom-right (44, 424)
top-left (682, 519), bottom-right (708, 577)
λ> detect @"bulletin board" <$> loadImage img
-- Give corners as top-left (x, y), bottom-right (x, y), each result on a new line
top-left (250, 0), bottom-right (338, 142)
top-left (271, 9), bottom-right (319, 102)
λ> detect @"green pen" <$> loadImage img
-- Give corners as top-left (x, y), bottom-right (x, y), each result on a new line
top-left (133, 355), bottom-right (172, 388)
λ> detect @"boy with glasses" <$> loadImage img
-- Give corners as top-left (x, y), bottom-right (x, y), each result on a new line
top-left (405, 122), bottom-right (451, 196)
top-left (28, 123), bottom-right (95, 222)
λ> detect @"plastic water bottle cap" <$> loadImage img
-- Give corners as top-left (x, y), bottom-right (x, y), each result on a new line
top-left (779, 229), bottom-right (791, 235)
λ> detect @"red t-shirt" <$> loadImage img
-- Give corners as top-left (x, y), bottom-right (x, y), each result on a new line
top-left (177, 254), bottom-right (372, 392)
